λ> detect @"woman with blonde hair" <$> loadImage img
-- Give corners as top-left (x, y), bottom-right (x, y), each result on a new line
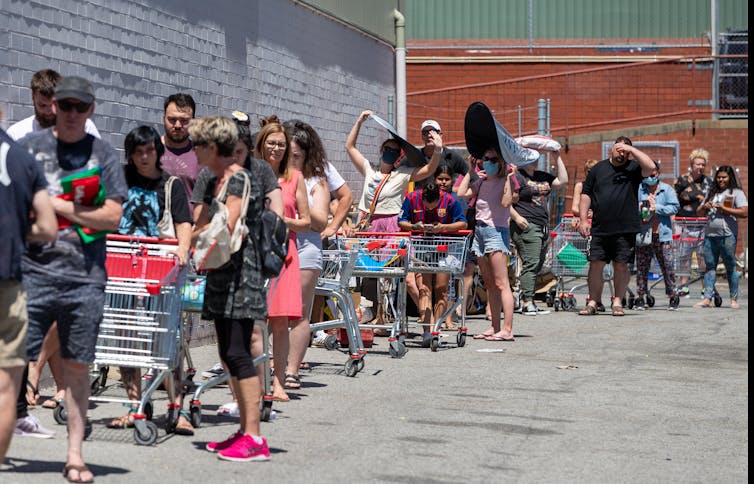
top-left (189, 116), bottom-right (271, 461)
top-left (254, 115), bottom-right (311, 402)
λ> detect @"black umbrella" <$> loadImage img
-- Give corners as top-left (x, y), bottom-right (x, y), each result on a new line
top-left (463, 101), bottom-right (540, 166)
top-left (368, 113), bottom-right (426, 167)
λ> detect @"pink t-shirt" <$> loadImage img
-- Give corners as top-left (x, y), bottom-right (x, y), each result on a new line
top-left (473, 175), bottom-right (511, 228)
top-left (160, 143), bottom-right (200, 201)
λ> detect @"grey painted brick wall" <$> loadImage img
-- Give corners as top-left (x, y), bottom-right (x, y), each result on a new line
top-left (1, 0), bottom-right (400, 203)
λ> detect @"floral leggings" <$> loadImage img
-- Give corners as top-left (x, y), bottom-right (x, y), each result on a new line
top-left (635, 235), bottom-right (677, 297)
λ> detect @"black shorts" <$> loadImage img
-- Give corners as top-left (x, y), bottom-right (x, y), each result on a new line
top-left (588, 234), bottom-right (635, 264)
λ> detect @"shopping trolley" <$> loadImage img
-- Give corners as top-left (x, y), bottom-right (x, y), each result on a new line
top-left (335, 232), bottom-right (411, 358)
top-left (407, 231), bottom-right (471, 351)
top-left (310, 249), bottom-right (364, 376)
top-left (673, 216), bottom-right (722, 306)
top-left (54, 235), bottom-right (186, 445)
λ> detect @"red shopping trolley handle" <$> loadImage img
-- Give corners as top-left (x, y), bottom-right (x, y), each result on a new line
top-left (408, 230), bottom-right (472, 235)
top-left (107, 234), bottom-right (180, 245)
top-left (348, 231), bottom-right (411, 237)
top-left (674, 216), bottom-right (707, 221)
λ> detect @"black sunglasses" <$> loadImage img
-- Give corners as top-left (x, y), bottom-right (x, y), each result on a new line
top-left (57, 99), bottom-right (91, 113)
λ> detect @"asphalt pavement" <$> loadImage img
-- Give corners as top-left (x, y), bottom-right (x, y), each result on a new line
top-left (3, 280), bottom-right (748, 484)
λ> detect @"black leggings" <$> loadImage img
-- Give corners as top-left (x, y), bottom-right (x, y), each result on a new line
top-left (214, 318), bottom-right (256, 380)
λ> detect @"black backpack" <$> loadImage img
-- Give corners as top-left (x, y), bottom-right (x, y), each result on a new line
top-left (256, 198), bottom-right (288, 279)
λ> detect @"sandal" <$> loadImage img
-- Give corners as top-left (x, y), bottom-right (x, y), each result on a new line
top-left (441, 321), bottom-right (459, 331)
top-left (174, 411), bottom-right (195, 436)
top-left (611, 300), bottom-right (625, 317)
top-left (107, 413), bottom-right (135, 429)
top-left (42, 397), bottom-right (64, 409)
top-left (578, 304), bottom-right (597, 316)
top-left (284, 373), bottom-right (301, 390)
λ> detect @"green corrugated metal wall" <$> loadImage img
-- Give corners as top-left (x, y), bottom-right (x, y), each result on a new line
top-left (405, 0), bottom-right (748, 39)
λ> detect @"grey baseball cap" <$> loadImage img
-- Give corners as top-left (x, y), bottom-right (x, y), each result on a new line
top-left (54, 76), bottom-right (95, 104)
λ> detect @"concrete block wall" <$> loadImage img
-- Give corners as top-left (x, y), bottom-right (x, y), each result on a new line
top-left (0, 0), bottom-right (398, 201)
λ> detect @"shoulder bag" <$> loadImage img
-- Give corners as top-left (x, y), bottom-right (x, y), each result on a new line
top-left (193, 171), bottom-right (251, 271)
top-left (157, 176), bottom-right (178, 238)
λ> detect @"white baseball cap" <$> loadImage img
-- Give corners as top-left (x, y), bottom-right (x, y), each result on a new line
top-left (421, 119), bottom-right (441, 132)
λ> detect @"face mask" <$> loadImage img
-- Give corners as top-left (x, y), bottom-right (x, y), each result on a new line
top-left (643, 176), bottom-right (659, 186)
top-left (482, 161), bottom-right (499, 176)
top-left (380, 150), bottom-right (400, 166)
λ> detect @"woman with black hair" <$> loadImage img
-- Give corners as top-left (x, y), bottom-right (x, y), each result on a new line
top-left (397, 182), bottom-right (467, 347)
top-left (694, 165), bottom-right (748, 309)
top-left (109, 125), bottom-right (194, 433)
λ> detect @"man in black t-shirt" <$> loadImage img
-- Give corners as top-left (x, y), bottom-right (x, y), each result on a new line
top-left (415, 119), bottom-right (468, 188)
top-left (577, 136), bottom-right (656, 316)
top-left (0, 122), bottom-right (56, 461)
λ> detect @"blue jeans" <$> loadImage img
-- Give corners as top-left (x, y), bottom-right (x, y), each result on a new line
top-left (702, 235), bottom-right (739, 300)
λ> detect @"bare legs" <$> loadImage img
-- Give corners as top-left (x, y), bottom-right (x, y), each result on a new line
top-left (478, 251), bottom-right (514, 339)
top-left (287, 269), bottom-right (320, 382)
top-left (27, 323), bottom-right (65, 404)
top-left (63, 359), bottom-right (94, 483)
top-left (230, 374), bottom-right (262, 436)
top-left (0, 366), bottom-right (23, 461)
top-left (268, 316), bottom-right (290, 401)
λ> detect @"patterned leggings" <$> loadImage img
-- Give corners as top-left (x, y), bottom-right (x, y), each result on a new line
top-left (635, 235), bottom-right (677, 297)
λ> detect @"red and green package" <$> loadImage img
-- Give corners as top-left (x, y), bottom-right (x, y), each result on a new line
top-left (57, 167), bottom-right (110, 243)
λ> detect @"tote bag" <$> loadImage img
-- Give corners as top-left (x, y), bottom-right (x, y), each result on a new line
top-left (157, 176), bottom-right (178, 238)
top-left (193, 171), bottom-right (251, 271)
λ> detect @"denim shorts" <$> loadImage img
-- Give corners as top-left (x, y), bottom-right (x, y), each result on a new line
top-left (471, 224), bottom-right (511, 257)
top-left (23, 273), bottom-right (105, 364)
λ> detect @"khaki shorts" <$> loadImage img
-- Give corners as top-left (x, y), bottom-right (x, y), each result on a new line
top-left (0, 280), bottom-right (28, 368)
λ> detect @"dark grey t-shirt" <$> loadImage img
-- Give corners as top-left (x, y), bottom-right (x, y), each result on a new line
top-left (19, 129), bottom-right (128, 285)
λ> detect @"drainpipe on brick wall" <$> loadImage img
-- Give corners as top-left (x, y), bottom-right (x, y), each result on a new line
top-left (394, 9), bottom-right (406, 138)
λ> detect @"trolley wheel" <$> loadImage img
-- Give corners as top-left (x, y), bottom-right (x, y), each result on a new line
top-left (546, 290), bottom-right (555, 307)
top-left (323, 334), bottom-right (339, 351)
top-left (189, 404), bottom-right (202, 428)
top-left (133, 420), bottom-right (159, 446)
top-left (713, 294), bottom-right (723, 307)
top-left (90, 378), bottom-right (102, 396)
top-left (260, 400), bottom-right (273, 422)
top-left (456, 331), bottom-right (467, 348)
top-left (430, 337), bottom-right (440, 352)
top-left (388, 340), bottom-right (407, 358)
top-left (356, 357), bottom-right (365, 372)
top-left (627, 296), bottom-right (635, 309)
top-left (164, 406), bottom-right (179, 433)
top-left (344, 358), bottom-right (358, 377)
top-left (53, 403), bottom-right (67, 425)
top-left (646, 295), bottom-right (656, 308)
top-left (553, 299), bottom-right (561, 312)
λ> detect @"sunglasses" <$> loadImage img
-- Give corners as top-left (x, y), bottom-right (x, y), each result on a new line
top-left (383, 146), bottom-right (401, 155)
top-left (421, 128), bottom-right (439, 136)
top-left (57, 99), bottom-right (91, 113)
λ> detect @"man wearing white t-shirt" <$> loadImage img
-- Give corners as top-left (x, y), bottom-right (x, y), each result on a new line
top-left (7, 69), bottom-right (100, 141)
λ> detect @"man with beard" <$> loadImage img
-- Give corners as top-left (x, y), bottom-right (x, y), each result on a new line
top-left (576, 136), bottom-right (656, 316)
top-left (7, 69), bottom-right (100, 141)
top-left (160, 93), bottom-right (199, 202)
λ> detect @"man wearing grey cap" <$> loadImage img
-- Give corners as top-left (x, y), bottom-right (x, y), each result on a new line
top-left (17, 75), bottom-right (127, 483)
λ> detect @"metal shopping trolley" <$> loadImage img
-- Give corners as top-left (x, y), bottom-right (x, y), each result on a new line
top-left (673, 216), bottom-right (722, 306)
top-left (407, 231), bottom-right (471, 351)
top-left (55, 235), bottom-right (186, 445)
top-left (310, 249), bottom-right (364, 376)
top-left (335, 232), bottom-right (411, 358)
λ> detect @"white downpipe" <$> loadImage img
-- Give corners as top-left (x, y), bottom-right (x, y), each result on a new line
top-left (393, 9), bottom-right (406, 137)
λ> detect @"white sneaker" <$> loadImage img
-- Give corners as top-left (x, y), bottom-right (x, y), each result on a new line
top-left (202, 362), bottom-right (225, 379)
top-left (14, 414), bottom-right (55, 439)
top-left (311, 330), bottom-right (328, 348)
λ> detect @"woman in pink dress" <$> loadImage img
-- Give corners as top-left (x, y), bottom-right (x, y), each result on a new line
top-left (253, 116), bottom-right (311, 402)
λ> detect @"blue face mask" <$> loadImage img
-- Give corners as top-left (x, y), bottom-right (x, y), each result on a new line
top-left (381, 149), bottom-right (400, 166)
top-left (482, 161), bottom-right (499, 176)
top-left (643, 176), bottom-right (659, 186)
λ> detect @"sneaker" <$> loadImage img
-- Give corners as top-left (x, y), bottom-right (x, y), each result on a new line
top-left (668, 295), bottom-right (680, 311)
top-left (678, 286), bottom-right (690, 298)
top-left (521, 303), bottom-right (538, 316)
top-left (206, 430), bottom-right (242, 453)
top-left (633, 296), bottom-right (647, 310)
top-left (202, 362), bottom-right (225, 379)
top-left (217, 434), bottom-right (271, 462)
top-left (311, 330), bottom-right (328, 348)
top-left (14, 414), bottom-right (55, 439)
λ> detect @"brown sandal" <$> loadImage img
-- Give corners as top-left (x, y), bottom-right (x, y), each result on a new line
top-left (578, 304), bottom-right (597, 316)
top-left (611, 303), bottom-right (625, 316)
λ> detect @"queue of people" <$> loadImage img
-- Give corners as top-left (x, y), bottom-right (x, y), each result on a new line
top-left (0, 68), bottom-right (748, 482)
